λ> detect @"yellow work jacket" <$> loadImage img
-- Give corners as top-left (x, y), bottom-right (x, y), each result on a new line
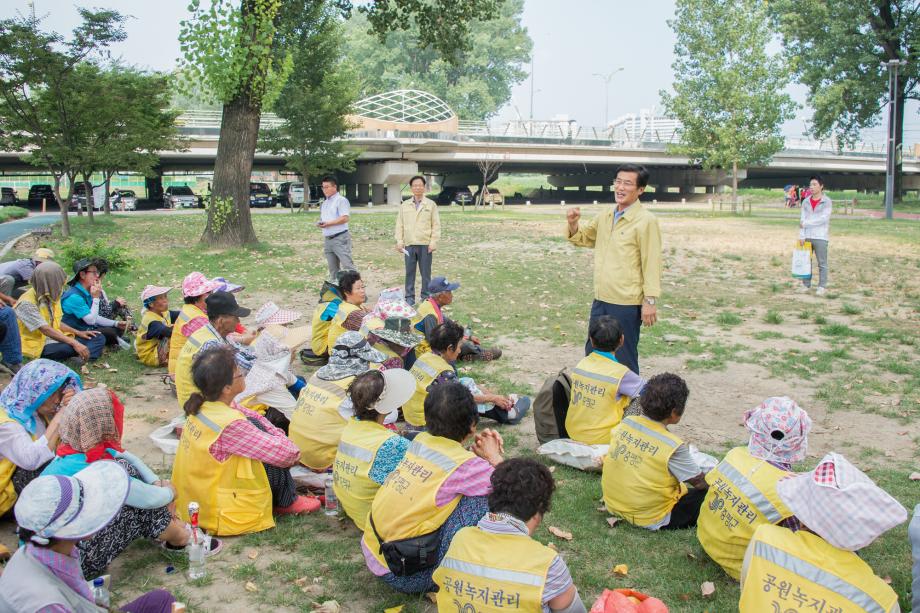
top-left (174, 323), bottom-right (222, 410)
top-left (362, 432), bottom-right (474, 570)
top-left (403, 351), bottom-right (454, 427)
top-left (602, 415), bottom-right (687, 526)
top-left (171, 400), bottom-right (274, 536)
top-left (394, 197), bottom-right (441, 249)
top-left (326, 302), bottom-right (361, 350)
top-left (135, 310), bottom-right (173, 367)
top-left (15, 288), bottom-right (70, 359)
top-left (566, 202), bottom-right (662, 305)
top-left (288, 374), bottom-right (353, 470)
top-left (697, 447), bottom-right (793, 580)
top-left (310, 299), bottom-right (341, 356)
top-left (333, 418), bottom-right (399, 531)
top-left (168, 304), bottom-right (206, 375)
top-left (434, 525), bottom-right (557, 613)
top-left (740, 524), bottom-right (898, 613)
top-left (565, 352), bottom-right (631, 445)
top-left (0, 412), bottom-right (32, 516)
top-left (411, 298), bottom-right (443, 357)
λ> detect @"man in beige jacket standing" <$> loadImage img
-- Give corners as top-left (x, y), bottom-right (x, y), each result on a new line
top-left (395, 175), bottom-right (441, 305)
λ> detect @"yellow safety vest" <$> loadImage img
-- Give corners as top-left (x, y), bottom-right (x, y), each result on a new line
top-left (602, 415), bottom-right (687, 526)
top-left (168, 304), bottom-right (206, 375)
top-left (171, 400), bottom-right (274, 536)
top-left (326, 302), bottom-right (361, 350)
top-left (0, 412), bottom-right (29, 516)
top-left (740, 524), bottom-right (898, 613)
top-left (434, 526), bottom-right (556, 613)
top-left (174, 323), bottom-right (222, 411)
top-left (565, 352), bottom-right (631, 445)
top-left (15, 288), bottom-right (71, 359)
top-left (288, 374), bottom-right (353, 470)
top-left (362, 432), bottom-right (475, 569)
top-left (333, 418), bottom-right (400, 531)
top-left (367, 341), bottom-right (402, 371)
top-left (697, 447), bottom-right (793, 579)
top-left (135, 310), bottom-right (173, 367)
top-left (310, 299), bottom-right (341, 356)
top-left (411, 298), bottom-right (442, 356)
top-left (403, 351), bottom-right (453, 426)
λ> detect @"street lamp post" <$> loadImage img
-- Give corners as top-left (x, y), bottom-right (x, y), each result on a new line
top-left (592, 68), bottom-right (624, 127)
top-left (529, 54), bottom-right (535, 120)
top-left (881, 58), bottom-right (907, 220)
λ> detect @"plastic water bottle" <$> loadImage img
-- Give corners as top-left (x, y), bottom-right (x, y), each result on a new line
top-left (92, 577), bottom-right (110, 608)
top-left (323, 475), bottom-right (338, 516)
top-left (186, 502), bottom-right (208, 579)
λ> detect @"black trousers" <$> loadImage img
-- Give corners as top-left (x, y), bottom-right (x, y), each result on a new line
top-left (585, 300), bottom-right (642, 374)
top-left (661, 487), bottom-right (707, 530)
top-left (245, 416), bottom-right (297, 508)
top-left (404, 245), bottom-right (433, 305)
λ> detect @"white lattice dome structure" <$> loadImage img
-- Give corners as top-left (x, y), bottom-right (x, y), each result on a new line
top-left (353, 90), bottom-right (456, 125)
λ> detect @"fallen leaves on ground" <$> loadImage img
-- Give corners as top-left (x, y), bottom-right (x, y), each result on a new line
top-left (547, 526), bottom-right (572, 540)
top-left (701, 581), bottom-right (716, 597)
top-left (311, 601), bottom-right (340, 613)
top-left (383, 607), bottom-right (404, 613)
top-left (612, 564), bottom-right (628, 577)
top-left (606, 517), bottom-right (619, 528)
top-left (547, 542), bottom-right (558, 551)
top-left (244, 581), bottom-right (258, 593)
top-left (425, 592), bottom-right (437, 603)
top-left (909, 472), bottom-right (920, 481)
top-left (245, 548), bottom-right (259, 560)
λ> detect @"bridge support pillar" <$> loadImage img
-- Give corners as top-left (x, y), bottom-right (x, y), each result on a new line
top-left (705, 185), bottom-right (715, 194)
top-left (371, 183), bottom-right (385, 205)
top-left (387, 183), bottom-right (402, 206)
top-left (357, 184), bottom-right (369, 203)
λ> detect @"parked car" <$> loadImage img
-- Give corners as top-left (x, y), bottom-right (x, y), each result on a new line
top-left (163, 185), bottom-right (198, 209)
top-left (27, 184), bottom-right (55, 207)
top-left (276, 182), bottom-right (305, 208)
top-left (70, 183), bottom-right (108, 211)
top-left (436, 186), bottom-right (474, 206)
top-left (474, 189), bottom-right (504, 206)
top-left (110, 189), bottom-right (137, 211)
top-left (249, 182), bottom-right (273, 208)
top-left (0, 187), bottom-right (18, 205)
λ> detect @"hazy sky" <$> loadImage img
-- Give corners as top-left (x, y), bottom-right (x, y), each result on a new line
top-left (3, 0), bottom-right (916, 144)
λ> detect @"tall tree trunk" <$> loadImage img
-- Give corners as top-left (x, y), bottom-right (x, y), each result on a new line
top-left (52, 174), bottom-right (71, 238)
top-left (731, 159), bottom-right (738, 213)
top-left (202, 94), bottom-right (259, 246)
top-left (82, 175), bottom-right (95, 223)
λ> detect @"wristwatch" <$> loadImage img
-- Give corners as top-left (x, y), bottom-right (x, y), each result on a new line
top-left (643, 297), bottom-right (657, 306)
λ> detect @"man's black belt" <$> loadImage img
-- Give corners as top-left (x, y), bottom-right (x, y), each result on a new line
top-left (325, 229), bottom-right (349, 239)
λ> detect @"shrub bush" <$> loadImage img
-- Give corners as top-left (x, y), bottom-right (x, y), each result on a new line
top-left (59, 238), bottom-right (134, 272)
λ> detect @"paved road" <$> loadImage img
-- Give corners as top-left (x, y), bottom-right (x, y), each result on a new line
top-left (0, 213), bottom-right (58, 247)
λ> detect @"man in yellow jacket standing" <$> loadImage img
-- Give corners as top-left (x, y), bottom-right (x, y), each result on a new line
top-left (395, 175), bottom-right (441, 306)
top-left (566, 164), bottom-right (661, 374)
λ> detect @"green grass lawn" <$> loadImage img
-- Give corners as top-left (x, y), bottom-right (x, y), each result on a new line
top-left (0, 206), bottom-right (29, 223)
top-left (12, 207), bottom-right (919, 612)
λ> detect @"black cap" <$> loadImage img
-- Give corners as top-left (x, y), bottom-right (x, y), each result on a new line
top-left (68, 258), bottom-right (94, 286)
top-left (205, 291), bottom-right (251, 318)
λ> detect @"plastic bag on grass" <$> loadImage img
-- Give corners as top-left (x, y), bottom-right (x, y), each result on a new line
top-left (590, 588), bottom-right (668, 613)
top-left (149, 415), bottom-right (186, 455)
top-left (537, 439), bottom-right (607, 472)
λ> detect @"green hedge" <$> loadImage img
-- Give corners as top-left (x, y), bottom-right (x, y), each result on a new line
top-left (0, 206), bottom-right (29, 223)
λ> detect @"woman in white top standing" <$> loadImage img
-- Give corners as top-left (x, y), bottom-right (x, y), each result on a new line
top-left (798, 174), bottom-right (832, 296)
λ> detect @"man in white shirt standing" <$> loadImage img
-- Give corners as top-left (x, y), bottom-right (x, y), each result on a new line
top-left (798, 174), bottom-right (832, 296)
top-left (317, 176), bottom-right (354, 279)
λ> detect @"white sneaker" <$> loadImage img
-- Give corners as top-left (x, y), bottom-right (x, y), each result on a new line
top-left (815, 287), bottom-right (827, 296)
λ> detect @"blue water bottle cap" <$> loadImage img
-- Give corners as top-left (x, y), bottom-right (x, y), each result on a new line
top-left (93, 578), bottom-right (104, 587)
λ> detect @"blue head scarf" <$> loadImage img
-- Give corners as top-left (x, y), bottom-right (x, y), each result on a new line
top-left (1, 359), bottom-right (83, 434)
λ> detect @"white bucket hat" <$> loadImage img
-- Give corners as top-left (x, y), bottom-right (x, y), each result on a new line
top-left (365, 368), bottom-right (416, 416)
top-left (777, 452), bottom-right (907, 551)
top-left (15, 462), bottom-right (129, 544)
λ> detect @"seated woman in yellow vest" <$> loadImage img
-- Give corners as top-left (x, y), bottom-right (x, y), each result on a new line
top-left (0, 359), bottom-right (81, 560)
top-left (304, 276), bottom-right (347, 364)
top-left (42, 387), bottom-right (205, 579)
top-left (333, 368), bottom-right (415, 531)
top-left (135, 285), bottom-right (179, 367)
top-left (412, 276), bottom-right (502, 362)
top-left (361, 381), bottom-right (505, 594)
top-left (326, 270), bottom-right (369, 350)
top-left (12, 262), bottom-right (105, 363)
top-left (602, 373), bottom-right (708, 530)
top-left (167, 271), bottom-right (220, 376)
top-left (173, 345), bottom-right (319, 537)
top-left (404, 320), bottom-right (527, 429)
top-left (565, 315), bottom-right (645, 445)
top-left (434, 458), bottom-right (586, 613)
top-left (739, 453), bottom-right (907, 613)
top-left (289, 331), bottom-right (385, 470)
top-left (698, 396), bottom-right (812, 580)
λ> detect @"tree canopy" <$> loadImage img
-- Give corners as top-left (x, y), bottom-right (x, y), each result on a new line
top-left (661, 0), bottom-right (796, 204)
top-left (341, 0), bottom-right (531, 120)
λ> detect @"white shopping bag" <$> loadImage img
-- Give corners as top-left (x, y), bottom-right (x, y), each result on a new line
top-left (791, 241), bottom-right (812, 279)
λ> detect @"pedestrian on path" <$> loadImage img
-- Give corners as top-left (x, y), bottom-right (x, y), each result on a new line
top-left (318, 176), bottom-right (354, 280)
top-left (566, 164), bottom-right (662, 374)
top-left (395, 176), bottom-right (441, 305)
top-left (797, 174), bottom-right (832, 296)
